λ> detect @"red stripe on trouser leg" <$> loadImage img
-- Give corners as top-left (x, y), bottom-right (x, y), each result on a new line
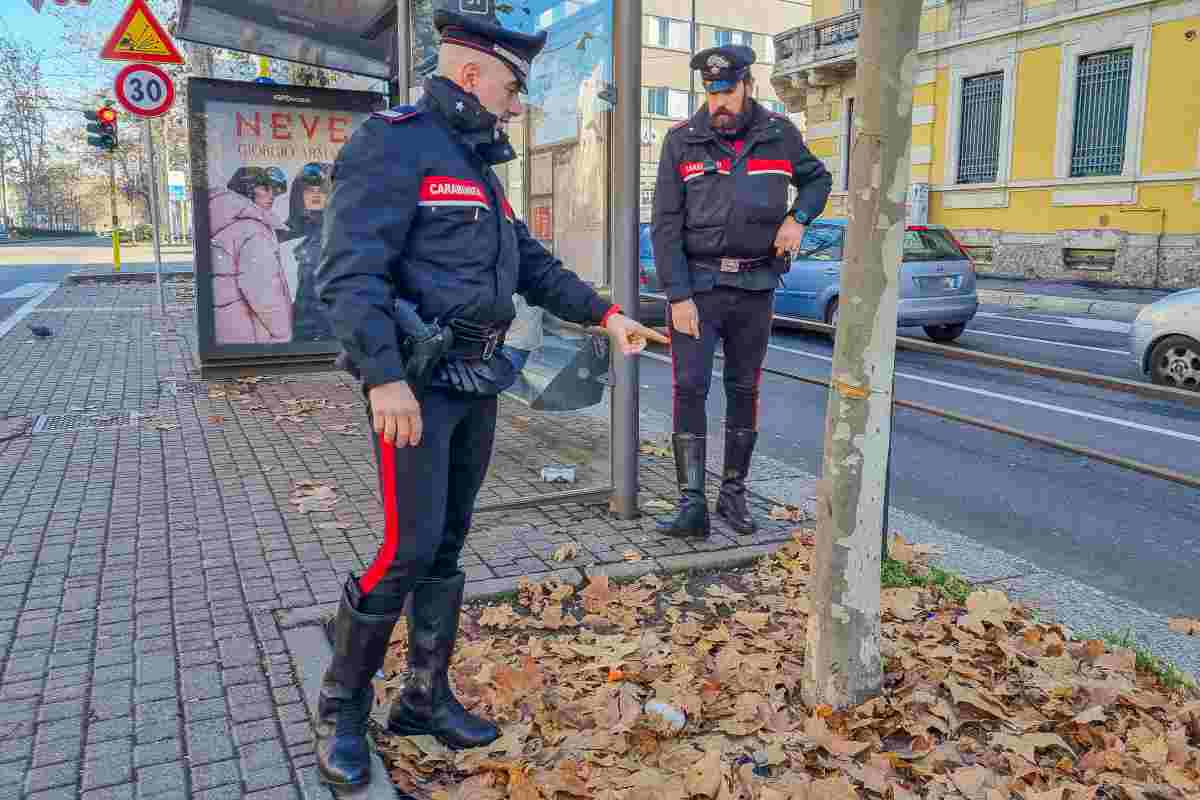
top-left (669, 312), bottom-right (679, 430)
top-left (359, 433), bottom-right (399, 594)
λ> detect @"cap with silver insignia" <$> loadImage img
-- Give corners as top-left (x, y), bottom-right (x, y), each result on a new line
top-left (434, 0), bottom-right (547, 89)
top-left (690, 45), bottom-right (756, 92)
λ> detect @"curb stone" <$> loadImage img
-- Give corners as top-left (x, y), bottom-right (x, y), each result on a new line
top-left (977, 289), bottom-right (1145, 321)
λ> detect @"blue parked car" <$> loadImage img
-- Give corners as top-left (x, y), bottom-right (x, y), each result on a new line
top-left (637, 222), bottom-right (668, 324)
top-left (778, 219), bottom-right (979, 342)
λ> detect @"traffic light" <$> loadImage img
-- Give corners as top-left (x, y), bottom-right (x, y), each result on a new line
top-left (85, 106), bottom-right (118, 151)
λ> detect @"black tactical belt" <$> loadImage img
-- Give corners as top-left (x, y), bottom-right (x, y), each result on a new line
top-left (446, 319), bottom-right (508, 361)
top-left (696, 256), bottom-right (773, 274)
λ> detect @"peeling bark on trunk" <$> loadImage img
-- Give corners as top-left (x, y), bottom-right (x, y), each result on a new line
top-left (802, 0), bottom-right (924, 710)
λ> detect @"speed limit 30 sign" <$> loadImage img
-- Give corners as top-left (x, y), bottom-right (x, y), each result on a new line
top-left (114, 63), bottom-right (175, 118)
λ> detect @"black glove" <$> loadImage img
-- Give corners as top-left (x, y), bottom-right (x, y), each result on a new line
top-left (435, 356), bottom-right (516, 395)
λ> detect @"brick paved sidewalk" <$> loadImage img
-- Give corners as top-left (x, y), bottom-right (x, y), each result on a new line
top-left (0, 279), bottom-right (805, 799)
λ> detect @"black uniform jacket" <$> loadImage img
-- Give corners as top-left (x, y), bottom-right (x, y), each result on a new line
top-left (651, 100), bottom-right (833, 302)
top-left (317, 83), bottom-right (611, 389)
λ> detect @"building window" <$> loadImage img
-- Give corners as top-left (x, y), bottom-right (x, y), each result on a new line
top-left (1070, 49), bottom-right (1132, 178)
top-left (714, 28), bottom-right (733, 47)
top-left (668, 89), bottom-right (690, 119)
top-left (647, 16), bottom-right (691, 49)
top-left (645, 87), bottom-right (668, 116)
top-left (956, 72), bottom-right (1003, 184)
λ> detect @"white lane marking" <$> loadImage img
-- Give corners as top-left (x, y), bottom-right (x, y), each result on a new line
top-left (976, 311), bottom-right (1132, 334)
top-left (964, 327), bottom-right (1128, 355)
top-left (0, 281), bottom-right (59, 340)
top-left (0, 282), bottom-right (57, 299)
top-left (762, 343), bottom-right (1200, 445)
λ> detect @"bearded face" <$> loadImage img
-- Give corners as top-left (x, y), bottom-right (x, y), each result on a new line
top-left (707, 80), bottom-right (752, 135)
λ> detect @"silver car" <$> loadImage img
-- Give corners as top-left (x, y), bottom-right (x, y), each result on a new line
top-left (1131, 288), bottom-right (1200, 391)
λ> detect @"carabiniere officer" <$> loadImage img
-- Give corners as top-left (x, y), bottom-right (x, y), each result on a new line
top-left (652, 44), bottom-right (832, 539)
top-left (313, 0), bottom-right (667, 789)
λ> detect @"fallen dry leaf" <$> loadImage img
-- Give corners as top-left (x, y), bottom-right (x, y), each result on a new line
top-left (683, 749), bottom-right (722, 799)
top-left (639, 440), bottom-right (672, 458)
top-left (289, 480), bottom-right (339, 513)
top-left (1168, 618), bottom-right (1200, 635)
top-left (206, 415), bottom-right (226, 424)
top-left (960, 589), bottom-right (1012, 634)
top-left (622, 550), bottom-right (643, 562)
top-left (891, 532), bottom-right (918, 563)
top-left (768, 504), bottom-right (808, 523)
top-left (643, 499), bottom-right (675, 513)
top-left (883, 587), bottom-right (922, 621)
top-left (551, 543), bottom-right (579, 562)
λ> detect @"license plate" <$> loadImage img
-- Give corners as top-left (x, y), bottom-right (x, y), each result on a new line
top-left (917, 275), bottom-right (962, 292)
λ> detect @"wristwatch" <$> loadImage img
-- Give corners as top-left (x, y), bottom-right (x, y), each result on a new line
top-left (792, 209), bottom-right (810, 225)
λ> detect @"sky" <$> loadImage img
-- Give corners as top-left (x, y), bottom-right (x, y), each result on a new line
top-left (1, 0), bottom-right (145, 119)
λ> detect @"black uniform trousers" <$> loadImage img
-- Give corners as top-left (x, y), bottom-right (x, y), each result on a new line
top-left (669, 286), bottom-right (775, 435)
top-left (356, 388), bottom-right (498, 615)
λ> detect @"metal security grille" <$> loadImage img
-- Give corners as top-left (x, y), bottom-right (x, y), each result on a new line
top-left (957, 72), bottom-right (1003, 184)
top-left (160, 380), bottom-right (209, 396)
top-left (32, 412), bottom-right (138, 435)
top-left (1070, 49), bottom-right (1132, 177)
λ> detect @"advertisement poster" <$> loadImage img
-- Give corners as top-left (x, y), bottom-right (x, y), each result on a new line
top-left (188, 78), bottom-right (383, 363)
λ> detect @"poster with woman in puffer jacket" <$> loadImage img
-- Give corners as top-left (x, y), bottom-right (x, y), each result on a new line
top-left (209, 166), bottom-right (293, 344)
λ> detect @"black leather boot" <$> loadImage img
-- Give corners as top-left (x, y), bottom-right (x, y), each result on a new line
top-left (316, 578), bottom-right (400, 789)
top-left (717, 428), bottom-right (758, 534)
top-left (655, 433), bottom-right (710, 538)
top-left (386, 571), bottom-right (500, 749)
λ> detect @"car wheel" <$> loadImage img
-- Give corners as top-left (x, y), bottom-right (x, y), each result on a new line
top-left (924, 323), bottom-right (966, 343)
top-left (1149, 335), bottom-right (1200, 391)
top-left (824, 297), bottom-right (839, 335)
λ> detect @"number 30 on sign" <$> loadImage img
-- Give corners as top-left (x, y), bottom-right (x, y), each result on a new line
top-left (114, 63), bottom-right (175, 118)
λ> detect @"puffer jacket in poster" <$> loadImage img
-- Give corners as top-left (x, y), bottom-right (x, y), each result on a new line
top-left (208, 188), bottom-right (293, 344)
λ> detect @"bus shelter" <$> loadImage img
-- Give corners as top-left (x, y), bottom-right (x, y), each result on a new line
top-left (176, 0), bottom-right (644, 518)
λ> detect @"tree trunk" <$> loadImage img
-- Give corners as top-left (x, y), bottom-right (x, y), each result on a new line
top-left (802, 0), bottom-right (923, 710)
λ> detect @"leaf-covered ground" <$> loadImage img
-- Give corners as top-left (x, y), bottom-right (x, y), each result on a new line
top-left (371, 531), bottom-right (1200, 800)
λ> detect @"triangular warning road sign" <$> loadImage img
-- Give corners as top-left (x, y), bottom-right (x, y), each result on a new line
top-left (100, 0), bottom-right (185, 65)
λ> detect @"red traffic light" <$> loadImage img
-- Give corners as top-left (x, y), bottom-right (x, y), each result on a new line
top-left (97, 107), bottom-right (117, 124)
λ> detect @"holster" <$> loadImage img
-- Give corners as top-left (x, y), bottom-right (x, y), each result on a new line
top-left (333, 324), bottom-right (454, 395)
top-left (401, 324), bottom-right (455, 395)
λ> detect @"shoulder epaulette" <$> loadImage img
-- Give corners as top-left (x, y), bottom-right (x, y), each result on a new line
top-left (372, 105), bottom-right (421, 124)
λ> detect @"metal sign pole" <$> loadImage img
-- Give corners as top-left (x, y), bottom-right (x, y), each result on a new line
top-left (143, 119), bottom-right (166, 313)
top-left (610, 0), bottom-right (643, 519)
top-left (395, 0), bottom-right (411, 101)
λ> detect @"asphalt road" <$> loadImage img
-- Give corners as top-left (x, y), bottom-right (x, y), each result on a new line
top-left (0, 238), bottom-right (192, 329)
top-left (639, 311), bottom-right (1200, 631)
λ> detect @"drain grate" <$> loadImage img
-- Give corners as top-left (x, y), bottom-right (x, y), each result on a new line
top-left (160, 380), bottom-right (209, 396)
top-left (32, 412), bottom-right (140, 434)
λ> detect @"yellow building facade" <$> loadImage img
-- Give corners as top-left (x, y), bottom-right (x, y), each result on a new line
top-left (772, 0), bottom-right (1200, 288)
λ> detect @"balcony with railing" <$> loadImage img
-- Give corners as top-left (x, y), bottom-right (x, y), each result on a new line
top-left (770, 10), bottom-right (861, 109)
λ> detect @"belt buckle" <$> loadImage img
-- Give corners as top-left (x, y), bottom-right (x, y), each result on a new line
top-left (481, 330), bottom-right (499, 361)
top-left (719, 257), bottom-right (741, 274)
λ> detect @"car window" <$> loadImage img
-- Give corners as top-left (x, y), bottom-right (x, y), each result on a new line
top-left (799, 225), bottom-right (843, 260)
top-left (903, 228), bottom-right (962, 261)
top-left (639, 225), bottom-right (654, 260)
